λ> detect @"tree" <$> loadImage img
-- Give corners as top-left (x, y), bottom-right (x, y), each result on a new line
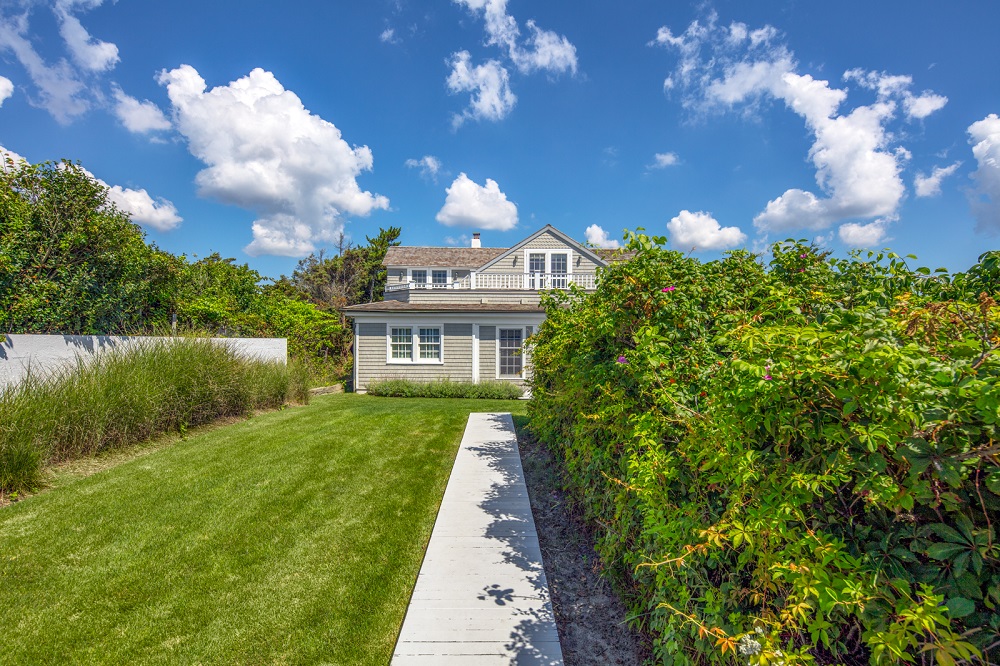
top-left (0, 157), bottom-right (176, 334)
top-left (283, 226), bottom-right (401, 311)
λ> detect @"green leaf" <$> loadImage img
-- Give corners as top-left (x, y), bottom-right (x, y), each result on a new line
top-left (986, 471), bottom-right (1000, 496)
top-left (945, 596), bottom-right (975, 619)
top-left (927, 542), bottom-right (967, 561)
top-left (928, 523), bottom-right (967, 544)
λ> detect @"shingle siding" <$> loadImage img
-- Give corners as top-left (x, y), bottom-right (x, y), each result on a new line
top-left (356, 322), bottom-right (475, 390)
top-left (481, 230), bottom-right (601, 275)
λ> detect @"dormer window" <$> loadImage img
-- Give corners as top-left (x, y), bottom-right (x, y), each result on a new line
top-left (411, 269), bottom-right (427, 284)
top-left (432, 270), bottom-right (448, 285)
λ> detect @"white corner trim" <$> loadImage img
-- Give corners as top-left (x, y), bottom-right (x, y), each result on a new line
top-left (353, 320), bottom-right (359, 391)
top-left (472, 323), bottom-right (480, 383)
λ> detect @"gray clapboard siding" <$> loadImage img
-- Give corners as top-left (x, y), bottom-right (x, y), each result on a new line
top-left (356, 322), bottom-right (475, 389)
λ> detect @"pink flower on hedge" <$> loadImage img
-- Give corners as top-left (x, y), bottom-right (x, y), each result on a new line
top-left (617, 356), bottom-right (628, 364)
top-left (800, 254), bottom-right (807, 258)
top-left (764, 375), bottom-right (773, 380)
top-left (662, 286), bottom-right (676, 292)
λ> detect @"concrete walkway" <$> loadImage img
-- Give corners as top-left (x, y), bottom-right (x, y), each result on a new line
top-left (392, 413), bottom-right (563, 665)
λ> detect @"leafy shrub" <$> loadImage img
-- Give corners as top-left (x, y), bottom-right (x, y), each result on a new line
top-left (367, 378), bottom-right (524, 400)
top-left (0, 338), bottom-right (302, 493)
top-left (529, 233), bottom-right (1000, 665)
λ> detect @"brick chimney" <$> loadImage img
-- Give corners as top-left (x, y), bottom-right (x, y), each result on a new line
top-left (471, 233), bottom-right (481, 248)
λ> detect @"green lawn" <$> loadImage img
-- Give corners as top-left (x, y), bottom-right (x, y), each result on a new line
top-left (0, 394), bottom-right (527, 665)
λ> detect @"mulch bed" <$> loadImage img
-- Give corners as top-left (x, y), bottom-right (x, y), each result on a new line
top-left (517, 427), bottom-right (653, 665)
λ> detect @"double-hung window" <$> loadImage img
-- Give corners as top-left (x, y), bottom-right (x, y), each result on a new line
top-left (418, 328), bottom-right (441, 360)
top-left (389, 325), bottom-right (442, 363)
top-left (431, 270), bottom-right (448, 287)
top-left (550, 253), bottom-right (568, 289)
top-left (411, 270), bottom-right (427, 285)
top-left (498, 328), bottom-right (523, 377)
top-left (391, 327), bottom-right (413, 360)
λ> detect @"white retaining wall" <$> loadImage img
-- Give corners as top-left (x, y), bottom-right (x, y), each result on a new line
top-left (0, 335), bottom-right (287, 391)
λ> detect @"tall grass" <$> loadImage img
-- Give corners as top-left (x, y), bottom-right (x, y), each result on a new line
top-left (0, 338), bottom-right (302, 493)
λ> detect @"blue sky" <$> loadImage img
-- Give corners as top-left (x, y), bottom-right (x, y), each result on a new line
top-left (1, 0), bottom-right (998, 279)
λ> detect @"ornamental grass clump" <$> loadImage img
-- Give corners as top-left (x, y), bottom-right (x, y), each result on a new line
top-left (0, 338), bottom-right (296, 493)
top-left (367, 378), bottom-right (523, 400)
top-left (529, 233), bottom-right (1000, 665)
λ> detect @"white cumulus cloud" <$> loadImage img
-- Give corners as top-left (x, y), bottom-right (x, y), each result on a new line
top-left (650, 152), bottom-right (679, 169)
top-left (379, 28), bottom-right (399, 45)
top-left (448, 0), bottom-right (575, 125)
top-left (584, 224), bottom-right (620, 249)
top-left (157, 65), bottom-right (389, 257)
top-left (446, 51), bottom-right (516, 127)
top-left (111, 85), bottom-right (171, 133)
top-left (104, 184), bottom-right (182, 231)
top-left (0, 75), bottom-right (12, 105)
top-left (653, 15), bottom-right (945, 238)
top-left (54, 0), bottom-right (119, 72)
top-left (0, 0), bottom-right (122, 123)
top-left (0, 14), bottom-right (89, 123)
top-left (0, 144), bottom-right (27, 168)
top-left (72, 162), bottom-right (182, 231)
top-left (436, 172), bottom-right (517, 231)
top-left (838, 219), bottom-right (890, 248)
top-left (914, 162), bottom-right (961, 198)
top-left (968, 113), bottom-right (1000, 233)
top-left (405, 155), bottom-right (443, 180)
top-left (667, 210), bottom-right (746, 250)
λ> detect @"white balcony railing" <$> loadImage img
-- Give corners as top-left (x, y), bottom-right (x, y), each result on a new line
top-left (385, 272), bottom-right (597, 293)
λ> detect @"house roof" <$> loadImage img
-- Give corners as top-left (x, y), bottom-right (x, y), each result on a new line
top-left (382, 225), bottom-right (634, 270)
top-left (383, 246), bottom-right (508, 268)
top-left (593, 248), bottom-right (635, 263)
top-left (341, 301), bottom-right (544, 315)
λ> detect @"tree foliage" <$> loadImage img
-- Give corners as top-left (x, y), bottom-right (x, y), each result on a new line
top-left (529, 232), bottom-right (1000, 665)
top-left (0, 155), bottom-right (397, 382)
top-left (0, 158), bottom-right (179, 334)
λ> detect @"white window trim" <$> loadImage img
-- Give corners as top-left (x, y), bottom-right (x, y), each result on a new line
top-left (496, 326), bottom-right (528, 379)
top-left (522, 249), bottom-right (573, 275)
top-left (406, 267), bottom-right (452, 286)
top-left (522, 249), bottom-right (573, 289)
top-left (386, 323), bottom-right (445, 365)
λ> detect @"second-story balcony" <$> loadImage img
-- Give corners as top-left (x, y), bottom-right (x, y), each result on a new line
top-left (385, 272), bottom-right (598, 293)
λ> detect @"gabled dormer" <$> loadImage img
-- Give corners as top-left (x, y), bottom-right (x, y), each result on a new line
top-left (381, 225), bottom-right (631, 303)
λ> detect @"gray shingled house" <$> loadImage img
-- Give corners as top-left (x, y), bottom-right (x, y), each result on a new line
top-left (341, 224), bottom-right (629, 393)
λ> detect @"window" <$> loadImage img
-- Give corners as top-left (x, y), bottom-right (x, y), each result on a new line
top-left (498, 328), bottom-right (523, 377)
top-left (522, 249), bottom-right (574, 290)
top-left (528, 253), bottom-right (545, 289)
top-left (391, 327), bottom-right (413, 359)
top-left (388, 324), bottom-right (443, 363)
top-left (550, 253), bottom-right (568, 288)
top-left (419, 328), bottom-right (441, 360)
top-left (411, 270), bottom-right (427, 284)
top-left (432, 270), bottom-right (448, 286)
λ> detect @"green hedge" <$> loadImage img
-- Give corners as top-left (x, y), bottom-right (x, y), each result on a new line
top-left (367, 378), bottom-right (524, 400)
top-left (529, 233), bottom-right (1000, 665)
top-left (0, 338), bottom-right (306, 494)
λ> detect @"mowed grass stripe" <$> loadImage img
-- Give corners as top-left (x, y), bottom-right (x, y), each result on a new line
top-left (0, 394), bottom-right (527, 665)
